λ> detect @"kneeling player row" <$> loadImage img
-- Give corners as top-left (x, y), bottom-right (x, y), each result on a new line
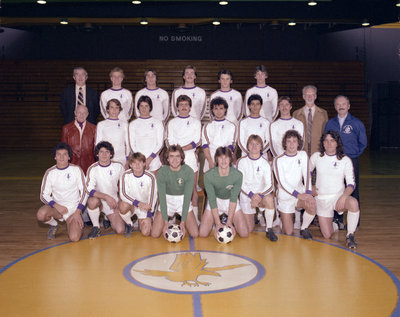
top-left (37, 129), bottom-right (359, 249)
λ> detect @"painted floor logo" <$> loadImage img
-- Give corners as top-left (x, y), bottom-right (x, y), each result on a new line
top-left (124, 250), bottom-right (265, 294)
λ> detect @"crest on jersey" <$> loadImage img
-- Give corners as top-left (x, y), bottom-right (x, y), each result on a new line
top-left (221, 125), bottom-right (225, 129)
top-left (151, 123), bottom-right (154, 129)
top-left (259, 124), bottom-right (262, 128)
top-left (140, 182), bottom-right (144, 187)
top-left (226, 184), bottom-right (234, 190)
top-left (333, 162), bottom-right (338, 168)
top-left (192, 93), bottom-right (195, 98)
top-left (187, 121), bottom-right (190, 126)
top-left (292, 125), bottom-right (295, 129)
top-left (177, 178), bottom-right (184, 185)
top-left (298, 159), bottom-right (301, 165)
top-left (343, 125), bottom-right (353, 134)
top-left (118, 123), bottom-right (121, 128)
top-left (109, 170), bottom-right (113, 176)
top-left (66, 173), bottom-right (71, 180)
top-left (256, 166), bottom-right (260, 173)
top-left (124, 251), bottom-right (264, 294)
top-left (157, 94), bottom-right (160, 99)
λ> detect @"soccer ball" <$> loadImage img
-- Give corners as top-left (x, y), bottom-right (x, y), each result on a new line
top-left (216, 225), bottom-right (234, 244)
top-left (165, 224), bottom-right (183, 243)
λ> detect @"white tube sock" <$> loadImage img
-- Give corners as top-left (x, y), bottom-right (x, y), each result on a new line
top-left (87, 207), bottom-right (100, 227)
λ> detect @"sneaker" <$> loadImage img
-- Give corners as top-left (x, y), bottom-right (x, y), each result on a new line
top-left (124, 224), bottom-right (133, 238)
top-left (266, 228), bottom-right (278, 242)
top-left (46, 225), bottom-right (58, 240)
top-left (346, 233), bottom-right (357, 249)
top-left (300, 228), bottom-right (313, 240)
top-left (103, 218), bottom-right (111, 229)
top-left (88, 226), bottom-right (101, 239)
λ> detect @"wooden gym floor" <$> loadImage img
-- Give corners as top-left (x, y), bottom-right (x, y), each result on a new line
top-left (0, 149), bottom-right (399, 316)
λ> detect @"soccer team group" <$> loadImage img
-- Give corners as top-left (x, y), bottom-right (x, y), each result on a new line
top-left (37, 64), bottom-right (367, 249)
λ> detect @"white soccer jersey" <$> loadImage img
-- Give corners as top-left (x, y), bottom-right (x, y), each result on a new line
top-left (40, 164), bottom-right (87, 212)
top-left (119, 170), bottom-right (158, 212)
top-left (209, 89), bottom-right (243, 124)
top-left (273, 151), bottom-right (311, 199)
top-left (202, 119), bottom-right (237, 172)
top-left (171, 86), bottom-right (207, 120)
top-left (86, 161), bottom-right (125, 200)
top-left (238, 116), bottom-right (270, 156)
top-left (100, 88), bottom-right (134, 122)
top-left (166, 115), bottom-right (201, 172)
top-left (244, 85), bottom-right (278, 122)
top-left (269, 117), bottom-right (304, 157)
top-left (128, 116), bottom-right (164, 171)
top-left (310, 152), bottom-right (355, 196)
top-left (237, 155), bottom-right (274, 198)
top-left (134, 87), bottom-right (170, 124)
top-left (96, 118), bottom-right (129, 165)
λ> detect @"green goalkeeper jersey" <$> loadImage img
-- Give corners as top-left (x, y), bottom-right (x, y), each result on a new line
top-left (204, 166), bottom-right (243, 210)
top-left (157, 164), bottom-right (194, 221)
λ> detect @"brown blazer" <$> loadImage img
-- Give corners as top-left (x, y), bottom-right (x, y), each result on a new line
top-left (293, 105), bottom-right (328, 156)
top-left (61, 121), bottom-right (96, 174)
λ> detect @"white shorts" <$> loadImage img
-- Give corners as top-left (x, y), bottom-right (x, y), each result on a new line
top-left (316, 193), bottom-right (342, 218)
top-left (134, 207), bottom-right (150, 220)
top-left (161, 194), bottom-right (193, 218)
top-left (60, 203), bottom-right (80, 221)
top-left (239, 192), bottom-right (260, 215)
top-left (276, 194), bottom-right (298, 214)
top-left (184, 151), bottom-right (199, 173)
top-left (100, 198), bottom-right (118, 216)
top-left (205, 197), bottom-right (241, 215)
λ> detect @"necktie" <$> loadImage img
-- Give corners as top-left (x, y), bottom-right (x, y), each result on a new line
top-left (77, 87), bottom-right (84, 106)
top-left (307, 108), bottom-right (312, 156)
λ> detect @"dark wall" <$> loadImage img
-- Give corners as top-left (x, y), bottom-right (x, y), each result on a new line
top-left (0, 24), bottom-right (321, 60)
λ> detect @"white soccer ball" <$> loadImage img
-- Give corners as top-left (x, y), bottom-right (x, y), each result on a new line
top-left (216, 225), bottom-right (234, 244)
top-left (165, 224), bottom-right (183, 243)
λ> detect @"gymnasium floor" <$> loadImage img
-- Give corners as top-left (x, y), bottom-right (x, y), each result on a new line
top-left (0, 149), bottom-right (399, 316)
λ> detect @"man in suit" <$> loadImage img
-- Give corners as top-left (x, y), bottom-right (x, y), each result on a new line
top-left (60, 67), bottom-right (100, 125)
top-left (293, 85), bottom-right (328, 157)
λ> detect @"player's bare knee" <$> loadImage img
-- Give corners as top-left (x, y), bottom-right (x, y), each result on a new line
top-left (87, 197), bottom-right (99, 209)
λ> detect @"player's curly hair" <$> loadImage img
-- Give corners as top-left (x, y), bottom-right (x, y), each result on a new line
top-left (210, 97), bottom-right (228, 117)
top-left (94, 141), bottom-right (115, 160)
top-left (137, 95), bottom-right (153, 112)
top-left (52, 142), bottom-right (73, 161)
top-left (319, 130), bottom-right (345, 160)
top-left (164, 145), bottom-right (185, 166)
top-left (214, 146), bottom-right (233, 167)
top-left (282, 130), bottom-right (303, 151)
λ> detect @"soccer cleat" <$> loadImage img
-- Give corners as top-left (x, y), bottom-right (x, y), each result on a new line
top-left (300, 228), bottom-right (313, 240)
top-left (124, 224), bottom-right (133, 238)
top-left (103, 218), bottom-right (111, 229)
top-left (46, 225), bottom-right (58, 240)
top-left (266, 228), bottom-right (278, 242)
top-left (88, 226), bottom-right (101, 239)
top-left (346, 233), bottom-right (357, 249)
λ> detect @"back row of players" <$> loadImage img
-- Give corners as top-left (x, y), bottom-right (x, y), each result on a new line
top-left (38, 66), bottom-right (361, 248)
